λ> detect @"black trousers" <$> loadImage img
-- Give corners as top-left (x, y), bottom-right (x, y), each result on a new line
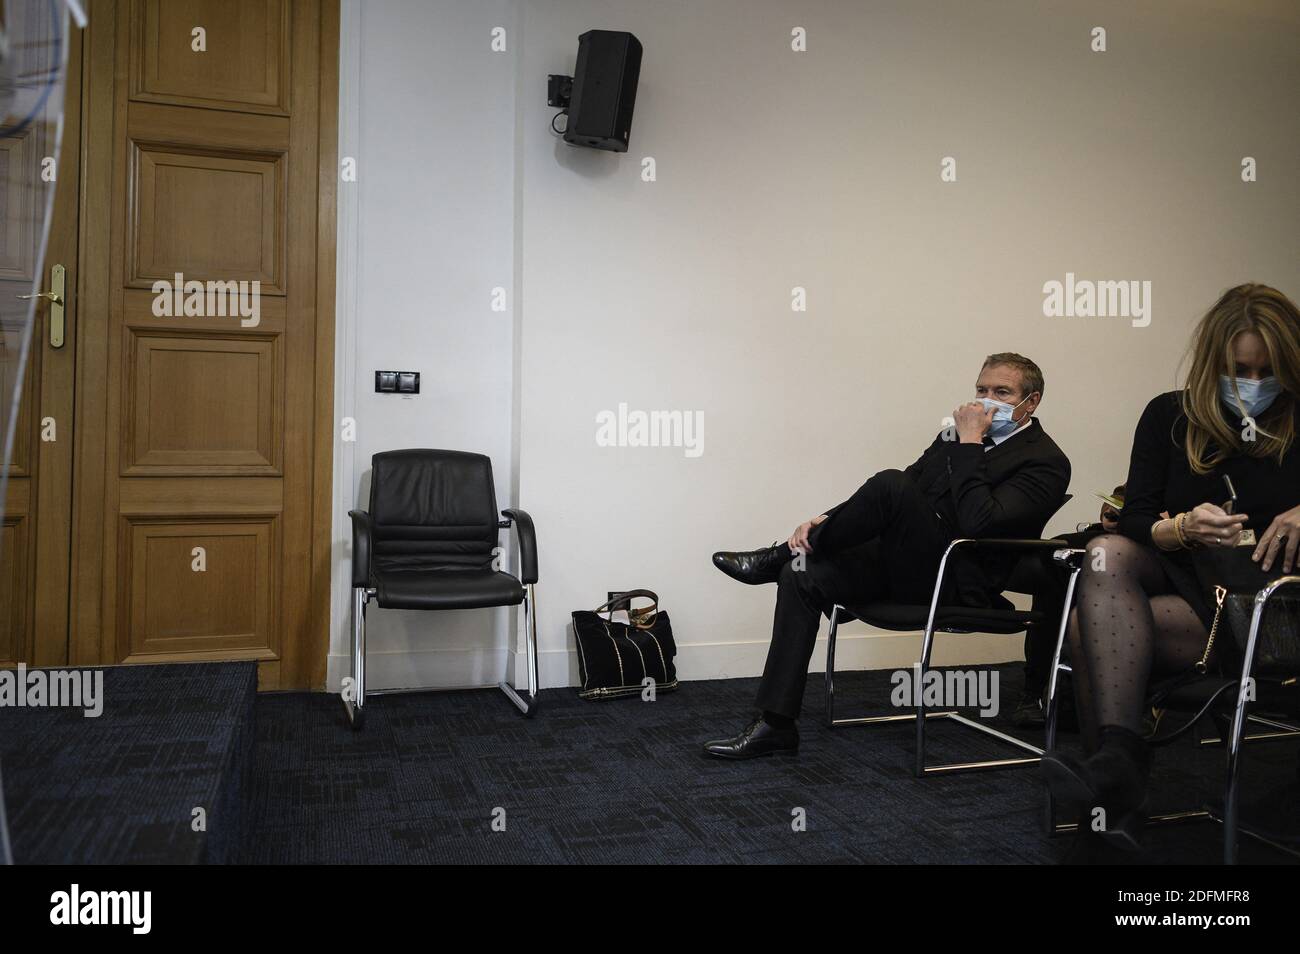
top-left (1019, 527), bottom-right (1102, 696)
top-left (754, 469), bottom-right (952, 719)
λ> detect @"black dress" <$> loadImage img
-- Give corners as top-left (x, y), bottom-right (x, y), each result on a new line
top-left (1118, 390), bottom-right (1300, 629)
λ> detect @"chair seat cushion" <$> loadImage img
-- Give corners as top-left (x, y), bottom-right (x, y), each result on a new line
top-left (373, 567), bottom-right (525, 610)
top-left (842, 602), bottom-right (1044, 634)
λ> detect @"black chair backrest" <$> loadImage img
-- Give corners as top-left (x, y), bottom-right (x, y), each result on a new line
top-left (1001, 493), bottom-right (1074, 597)
top-left (1043, 492), bottom-right (1072, 534)
top-left (369, 449), bottom-right (499, 571)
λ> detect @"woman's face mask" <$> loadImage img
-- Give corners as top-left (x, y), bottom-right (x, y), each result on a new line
top-left (1219, 374), bottom-right (1280, 418)
top-left (979, 394), bottom-right (1029, 439)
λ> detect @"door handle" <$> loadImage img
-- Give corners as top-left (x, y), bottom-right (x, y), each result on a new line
top-left (14, 263), bottom-right (65, 348)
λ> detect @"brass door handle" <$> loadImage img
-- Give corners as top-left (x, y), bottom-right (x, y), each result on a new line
top-left (14, 264), bottom-right (66, 347)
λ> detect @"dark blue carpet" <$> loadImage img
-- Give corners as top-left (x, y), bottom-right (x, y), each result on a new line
top-left (0, 662), bottom-right (256, 864)
top-left (5, 659), bottom-right (1295, 864)
top-left (244, 664), bottom-right (1300, 865)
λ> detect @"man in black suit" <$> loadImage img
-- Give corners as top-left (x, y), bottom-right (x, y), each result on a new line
top-left (703, 353), bottom-right (1072, 759)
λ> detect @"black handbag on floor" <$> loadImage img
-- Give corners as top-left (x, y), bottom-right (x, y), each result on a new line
top-left (572, 589), bottom-right (678, 700)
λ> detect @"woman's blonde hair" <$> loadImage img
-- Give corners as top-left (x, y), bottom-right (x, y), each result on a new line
top-left (1180, 283), bottom-right (1300, 474)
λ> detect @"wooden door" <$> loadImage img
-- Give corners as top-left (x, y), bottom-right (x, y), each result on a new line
top-left (0, 2), bottom-right (82, 669)
top-left (70, 0), bottom-right (337, 688)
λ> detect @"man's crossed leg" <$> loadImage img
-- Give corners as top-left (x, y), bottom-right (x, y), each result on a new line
top-left (704, 469), bottom-right (951, 759)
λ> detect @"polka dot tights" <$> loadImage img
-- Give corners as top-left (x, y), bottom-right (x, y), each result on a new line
top-left (1066, 535), bottom-right (1209, 752)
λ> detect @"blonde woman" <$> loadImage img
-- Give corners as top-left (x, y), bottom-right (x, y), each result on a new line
top-left (1042, 283), bottom-right (1300, 852)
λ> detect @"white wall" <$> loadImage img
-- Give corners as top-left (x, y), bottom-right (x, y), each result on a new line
top-left (335, 0), bottom-right (1300, 692)
top-left (330, 0), bottom-right (519, 690)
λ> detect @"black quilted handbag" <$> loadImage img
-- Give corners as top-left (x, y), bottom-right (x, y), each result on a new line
top-left (1148, 548), bottom-right (1299, 743)
top-left (1193, 546), bottom-right (1300, 678)
top-left (572, 589), bottom-right (678, 700)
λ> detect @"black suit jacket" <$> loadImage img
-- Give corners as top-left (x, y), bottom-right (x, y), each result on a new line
top-left (826, 418), bottom-right (1072, 606)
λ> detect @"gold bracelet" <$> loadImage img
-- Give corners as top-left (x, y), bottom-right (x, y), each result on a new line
top-left (1174, 511), bottom-right (1193, 549)
top-left (1154, 516), bottom-right (1182, 551)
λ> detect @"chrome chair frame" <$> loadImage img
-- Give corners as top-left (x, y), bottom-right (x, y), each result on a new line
top-left (1223, 575), bottom-right (1300, 864)
top-left (825, 537), bottom-right (1083, 778)
top-left (343, 514), bottom-right (540, 729)
top-left (1043, 565), bottom-right (1300, 865)
top-left (0, 757), bottom-right (12, 866)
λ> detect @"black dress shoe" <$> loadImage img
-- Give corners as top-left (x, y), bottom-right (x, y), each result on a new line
top-left (702, 717), bottom-right (799, 760)
top-left (1010, 690), bottom-right (1046, 728)
top-left (712, 543), bottom-right (791, 586)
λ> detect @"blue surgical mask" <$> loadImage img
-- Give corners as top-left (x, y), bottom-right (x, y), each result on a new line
top-left (1219, 375), bottom-right (1280, 418)
top-left (980, 395), bottom-right (1029, 440)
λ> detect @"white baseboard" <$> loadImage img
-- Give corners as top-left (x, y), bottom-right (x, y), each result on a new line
top-left (326, 646), bottom-right (509, 693)
top-left (527, 626), bottom-right (1026, 687)
top-left (676, 626), bottom-right (1027, 681)
top-left (327, 625), bottom-right (1026, 693)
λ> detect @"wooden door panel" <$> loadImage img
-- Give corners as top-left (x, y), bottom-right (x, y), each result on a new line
top-left (0, 0), bottom-right (73, 670)
top-left (73, 0), bottom-right (336, 689)
top-left (0, 494), bottom-right (31, 664)
top-left (129, 138), bottom-right (287, 293)
top-left (119, 517), bottom-right (277, 658)
top-left (131, 0), bottom-right (291, 115)
top-left (0, 129), bottom-right (44, 281)
top-left (124, 330), bottom-right (282, 473)
top-left (0, 320), bottom-right (35, 478)
top-left (118, 475), bottom-right (283, 514)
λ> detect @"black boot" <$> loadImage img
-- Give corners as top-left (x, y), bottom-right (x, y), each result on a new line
top-left (1042, 725), bottom-right (1151, 851)
top-left (711, 542), bottom-right (793, 586)
top-left (1059, 810), bottom-right (1145, 865)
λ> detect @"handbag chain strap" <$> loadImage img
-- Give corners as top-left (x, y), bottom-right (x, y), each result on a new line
top-left (1195, 584), bottom-right (1228, 674)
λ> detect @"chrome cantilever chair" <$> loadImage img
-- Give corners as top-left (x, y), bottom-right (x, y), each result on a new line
top-left (1223, 575), bottom-right (1300, 863)
top-left (1044, 568), bottom-right (1300, 865)
top-left (343, 449), bottom-right (539, 729)
top-left (824, 536), bottom-right (1084, 777)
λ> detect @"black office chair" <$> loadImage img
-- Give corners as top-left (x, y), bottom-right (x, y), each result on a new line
top-left (1044, 564), bottom-right (1300, 864)
top-left (344, 449), bottom-right (539, 728)
top-left (824, 529), bottom-right (1084, 777)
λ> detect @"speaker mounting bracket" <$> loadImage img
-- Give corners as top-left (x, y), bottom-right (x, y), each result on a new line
top-left (547, 73), bottom-right (573, 109)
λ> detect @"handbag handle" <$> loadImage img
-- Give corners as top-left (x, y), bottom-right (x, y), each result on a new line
top-left (594, 589), bottom-right (659, 628)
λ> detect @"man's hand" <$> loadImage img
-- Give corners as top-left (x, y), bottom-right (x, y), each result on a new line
top-left (1253, 503), bottom-right (1300, 573)
top-left (1183, 503), bottom-right (1249, 548)
top-left (788, 514), bottom-right (829, 553)
top-left (953, 401), bottom-right (993, 444)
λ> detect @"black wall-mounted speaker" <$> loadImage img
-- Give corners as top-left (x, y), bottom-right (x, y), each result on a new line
top-left (563, 30), bottom-right (642, 153)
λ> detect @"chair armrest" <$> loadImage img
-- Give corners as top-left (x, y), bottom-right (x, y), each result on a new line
top-left (349, 510), bottom-right (373, 588)
top-left (926, 537), bottom-right (1075, 626)
top-left (502, 508), bottom-right (538, 584)
top-left (1256, 574), bottom-right (1300, 605)
top-left (1051, 547), bottom-right (1087, 571)
top-left (944, 537), bottom-right (1084, 574)
top-left (945, 538), bottom-right (1070, 552)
